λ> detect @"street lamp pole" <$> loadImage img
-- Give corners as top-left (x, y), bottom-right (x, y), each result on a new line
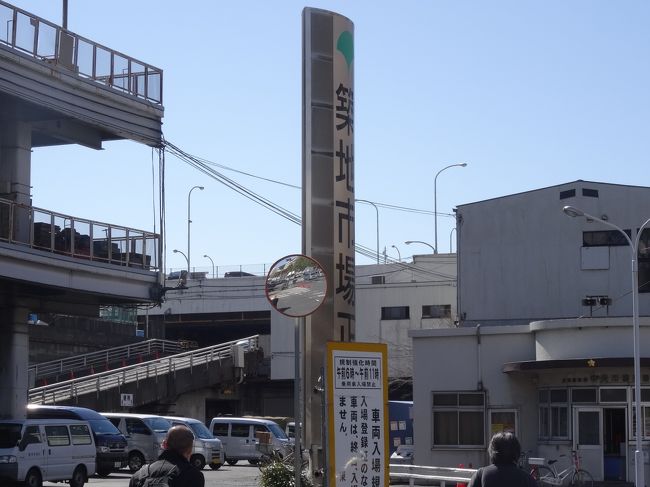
top-left (204, 254), bottom-right (215, 278)
top-left (405, 240), bottom-right (436, 253)
top-left (391, 245), bottom-right (401, 263)
top-left (434, 163), bottom-right (467, 254)
top-left (173, 249), bottom-right (189, 272)
top-left (187, 186), bottom-right (204, 273)
top-left (356, 199), bottom-right (380, 264)
top-left (450, 227), bottom-right (457, 253)
top-left (563, 205), bottom-right (650, 487)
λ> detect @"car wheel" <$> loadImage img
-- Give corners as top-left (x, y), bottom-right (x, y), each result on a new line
top-left (24, 468), bottom-right (42, 487)
top-left (209, 463), bottom-right (222, 470)
top-left (226, 458), bottom-right (239, 466)
top-left (191, 454), bottom-right (206, 470)
top-left (129, 451), bottom-right (146, 472)
top-left (70, 466), bottom-right (86, 487)
top-left (248, 459), bottom-right (259, 465)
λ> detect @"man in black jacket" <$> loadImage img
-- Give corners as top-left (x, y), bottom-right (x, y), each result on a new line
top-left (129, 425), bottom-right (205, 487)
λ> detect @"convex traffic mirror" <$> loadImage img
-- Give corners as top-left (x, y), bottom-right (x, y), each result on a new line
top-left (265, 254), bottom-right (327, 317)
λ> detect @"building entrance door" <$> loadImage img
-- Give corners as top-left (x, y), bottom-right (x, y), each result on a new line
top-left (603, 407), bottom-right (627, 481)
top-left (573, 407), bottom-right (603, 480)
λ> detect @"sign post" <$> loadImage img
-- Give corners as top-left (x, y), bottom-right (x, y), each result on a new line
top-left (302, 8), bottom-right (355, 477)
top-left (326, 342), bottom-right (389, 487)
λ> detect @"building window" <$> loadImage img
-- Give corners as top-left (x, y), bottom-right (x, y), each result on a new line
top-left (489, 409), bottom-right (518, 436)
top-left (371, 276), bottom-right (385, 285)
top-left (381, 306), bottom-right (409, 320)
top-left (539, 389), bottom-right (569, 440)
top-left (600, 388), bottom-right (627, 403)
top-left (582, 188), bottom-right (599, 198)
top-left (432, 392), bottom-right (485, 447)
top-left (422, 304), bottom-right (452, 319)
top-left (571, 388), bottom-right (597, 404)
top-left (560, 189), bottom-right (576, 200)
top-left (583, 230), bottom-right (631, 247)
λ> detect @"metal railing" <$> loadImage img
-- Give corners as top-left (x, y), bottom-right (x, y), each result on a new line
top-left (0, 197), bottom-right (160, 272)
top-left (0, 0), bottom-right (162, 104)
top-left (28, 335), bottom-right (259, 405)
top-left (166, 264), bottom-right (271, 280)
top-left (28, 339), bottom-right (183, 384)
top-left (389, 464), bottom-right (476, 486)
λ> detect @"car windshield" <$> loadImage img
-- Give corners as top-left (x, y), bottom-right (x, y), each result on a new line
top-left (0, 423), bottom-right (22, 448)
top-left (89, 419), bottom-right (122, 435)
top-left (267, 423), bottom-right (287, 439)
top-left (145, 418), bottom-right (172, 433)
top-left (188, 422), bottom-right (213, 439)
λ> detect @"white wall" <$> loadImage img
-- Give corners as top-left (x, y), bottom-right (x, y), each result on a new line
top-left (411, 325), bottom-right (537, 467)
top-left (457, 181), bottom-right (650, 325)
top-left (356, 255), bottom-right (457, 378)
top-left (411, 318), bottom-right (650, 470)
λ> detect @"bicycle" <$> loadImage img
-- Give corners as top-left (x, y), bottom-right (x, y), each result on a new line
top-left (529, 450), bottom-right (594, 487)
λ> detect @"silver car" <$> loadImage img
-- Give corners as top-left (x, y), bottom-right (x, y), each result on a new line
top-left (101, 413), bottom-right (171, 472)
top-left (163, 416), bottom-right (224, 470)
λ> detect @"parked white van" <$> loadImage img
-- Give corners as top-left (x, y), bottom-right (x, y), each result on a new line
top-left (101, 413), bottom-right (172, 472)
top-left (207, 417), bottom-right (290, 465)
top-left (0, 418), bottom-right (96, 487)
top-left (163, 416), bottom-right (225, 470)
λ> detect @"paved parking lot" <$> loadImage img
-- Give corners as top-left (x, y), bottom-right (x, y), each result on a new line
top-left (43, 462), bottom-right (262, 487)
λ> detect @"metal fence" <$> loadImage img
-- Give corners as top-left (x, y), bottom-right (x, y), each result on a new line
top-left (28, 339), bottom-right (183, 384)
top-left (0, 197), bottom-right (160, 271)
top-left (28, 335), bottom-right (259, 405)
top-left (390, 464), bottom-right (476, 486)
top-left (0, 0), bottom-right (163, 104)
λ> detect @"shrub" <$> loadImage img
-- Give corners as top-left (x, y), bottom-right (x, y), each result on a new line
top-left (258, 458), bottom-right (313, 487)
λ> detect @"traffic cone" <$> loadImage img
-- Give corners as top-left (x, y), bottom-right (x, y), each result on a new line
top-left (457, 464), bottom-right (467, 487)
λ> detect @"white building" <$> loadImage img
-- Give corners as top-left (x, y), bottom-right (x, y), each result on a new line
top-left (412, 180), bottom-right (650, 483)
top-left (140, 254), bottom-right (457, 418)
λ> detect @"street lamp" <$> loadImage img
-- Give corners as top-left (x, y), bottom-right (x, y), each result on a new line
top-left (187, 185), bottom-right (204, 273)
top-left (173, 249), bottom-right (189, 272)
top-left (204, 254), bottom-right (215, 278)
top-left (563, 205), bottom-right (650, 487)
top-left (404, 240), bottom-right (436, 253)
top-left (356, 199), bottom-right (380, 264)
top-left (434, 163), bottom-right (467, 254)
top-left (391, 244), bottom-right (401, 263)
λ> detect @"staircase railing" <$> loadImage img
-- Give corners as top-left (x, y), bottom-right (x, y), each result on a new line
top-left (28, 335), bottom-right (259, 405)
top-left (29, 339), bottom-right (184, 384)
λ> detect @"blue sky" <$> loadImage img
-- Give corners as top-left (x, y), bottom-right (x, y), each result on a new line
top-left (11, 0), bottom-right (650, 272)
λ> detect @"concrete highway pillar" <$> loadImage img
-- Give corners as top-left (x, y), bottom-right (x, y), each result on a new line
top-left (0, 305), bottom-right (30, 419)
top-left (0, 119), bottom-right (33, 243)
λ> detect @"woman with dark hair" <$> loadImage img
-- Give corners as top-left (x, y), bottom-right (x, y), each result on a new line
top-left (468, 432), bottom-right (536, 487)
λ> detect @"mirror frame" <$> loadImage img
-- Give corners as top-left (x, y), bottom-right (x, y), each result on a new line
top-left (265, 254), bottom-right (327, 318)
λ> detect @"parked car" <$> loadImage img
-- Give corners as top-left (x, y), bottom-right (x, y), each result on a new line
top-left (26, 404), bottom-right (128, 477)
top-left (224, 271), bottom-right (255, 277)
top-left (207, 417), bottom-right (290, 465)
top-left (162, 416), bottom-right (224, 470)
top-left (101, 413), bottom-right (172, 472)
top-left (0, 418), bottom-right (96, 487)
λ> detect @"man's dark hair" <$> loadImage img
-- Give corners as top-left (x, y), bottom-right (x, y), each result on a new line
top-left (166, 425), bottom-right (195, 454)
top-left (488, 432), bottom-right (521, 465)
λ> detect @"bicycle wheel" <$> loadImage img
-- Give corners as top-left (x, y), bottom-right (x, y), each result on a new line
top-left (570, 469), bottom-right (594, 487)
top-left (531, 466), bottom-right (555, 486)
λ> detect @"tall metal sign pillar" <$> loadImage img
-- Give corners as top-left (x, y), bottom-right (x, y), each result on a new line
top-left (302, 8), bottom-right (355, 482)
